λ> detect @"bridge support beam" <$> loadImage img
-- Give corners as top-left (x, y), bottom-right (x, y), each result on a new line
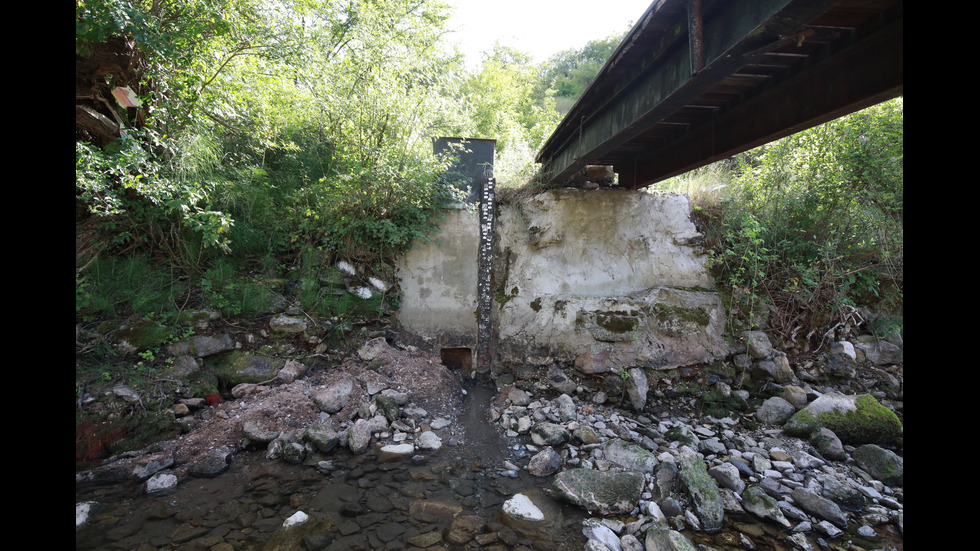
top-left (537, 0), bottom-right (903, 189)
top-left (618, 8), bottom-right (903, 188)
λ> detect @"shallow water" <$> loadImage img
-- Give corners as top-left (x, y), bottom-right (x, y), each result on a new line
top-left (76, 379), bottom-right (590, 550)
top-left (76, 379), bottom-right (903, 550)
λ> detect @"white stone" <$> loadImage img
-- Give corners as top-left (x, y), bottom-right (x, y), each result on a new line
top-left (76, 502), bottom-right (97, 528)
top-left (503, 493), bottom-right (544, 521)
top-left (416, 431), bottom-right (442, 450)
top-left (380, 443), bottom-right (415, 456)
top-left (145, 471), bottom-right (178, 495)
top-left (582, 518), bottom-right (622, 551)
top-left (368, 276), bottom-right (389, 292)
top-left (352, 287), bottom-right (373, 299)
top-left (337, 261), bottom-right (356, 275)
top-left (283, 511), bottom-right (309, 528)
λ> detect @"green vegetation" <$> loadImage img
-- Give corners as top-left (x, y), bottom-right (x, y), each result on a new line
top-left (660, 98), bottom-right (903, 347)
top-left (537, 33), bottom-right (625, 114)
top-left (76, 0), bottom-right (586, 335)
top-left (783, 395), bottom-right (903, 445)
top-left (698, 388), bottom-right (748, 419)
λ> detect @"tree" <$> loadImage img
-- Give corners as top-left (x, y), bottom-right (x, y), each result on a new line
top-left (537, 32), bottom-right (624, 113)
top-left (460, 44), bottom-right (561, 186)
top-left (76, 0), bottom-right (468, 269)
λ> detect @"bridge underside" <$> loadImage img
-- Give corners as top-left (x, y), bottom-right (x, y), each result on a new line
top-left (536, 0), bottom-right (903, 189)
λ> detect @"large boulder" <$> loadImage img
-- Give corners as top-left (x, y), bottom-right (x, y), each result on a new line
top-left (783, 392), bottom-right (902, 445)
top-left (853, 444), bottom-right (903, 486)
top-left (603, 438), bottom-right (658, 474)
top-left (676, 447), bottom-right (724, 532)
top-left (552, 468), bottom-right (645, 515)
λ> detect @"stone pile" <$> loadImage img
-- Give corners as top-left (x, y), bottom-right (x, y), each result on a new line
top-left (479, 329), bottom-right (903, 550)
top-left (485, 378), bottom-right (902, 550)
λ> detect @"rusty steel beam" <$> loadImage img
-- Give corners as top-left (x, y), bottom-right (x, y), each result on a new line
top-left (536, 0), bottom-right (903, 189)
top-left (620, 7), bottom-right (903, 188)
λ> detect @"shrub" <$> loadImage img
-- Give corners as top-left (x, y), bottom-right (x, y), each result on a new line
top-left (684, 98), bottom-right (903, 346)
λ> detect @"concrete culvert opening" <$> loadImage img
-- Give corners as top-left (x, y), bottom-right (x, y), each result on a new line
top-left (440, 347), bottom-right (472, 370)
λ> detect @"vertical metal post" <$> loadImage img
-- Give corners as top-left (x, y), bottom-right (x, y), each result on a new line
top-left (476, 168), bottom-right (495, 373)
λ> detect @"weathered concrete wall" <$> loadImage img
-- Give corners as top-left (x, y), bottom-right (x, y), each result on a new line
top-left (493, 189), bottom-right (730, 374)
top-left (395, 208), bottom-right (479, 351)
top-left (396, 189), bottom-right (731, 375)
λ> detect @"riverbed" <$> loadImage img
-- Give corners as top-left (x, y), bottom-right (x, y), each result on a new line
top-left (75, 380), bottom-right (591, 550)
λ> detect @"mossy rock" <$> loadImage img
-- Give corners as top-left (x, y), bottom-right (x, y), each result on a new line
top-left (112, 320), bottom-right (171, 353)
top-left (211, 351), bottom-right (284, 386)
top-left (186, 368), bottom-right (220, 397)
top-left (699, 389), bottom-right (748, 418)
top-left (653, 303), bottom-right (711, 334)
top-left (784, 392), bottom-right (902, 445)
top-left (176, 309), bottom-right (220, 328)
top-left (552, 468), bottom-right (645, 515)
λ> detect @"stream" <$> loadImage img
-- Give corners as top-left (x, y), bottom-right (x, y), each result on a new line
top-left (76, 378), bottom-right (903, 551)
top-left (75, 380), bottom-right (590, 550)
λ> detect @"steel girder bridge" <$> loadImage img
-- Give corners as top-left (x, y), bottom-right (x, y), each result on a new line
top-left (536, 0), bottom-right (903, 189)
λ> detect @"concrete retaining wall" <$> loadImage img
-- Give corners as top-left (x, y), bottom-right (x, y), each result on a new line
top-left (396, 189), bottom-right (730, 375)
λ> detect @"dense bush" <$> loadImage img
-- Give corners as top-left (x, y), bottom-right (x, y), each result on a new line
top-left (678, 98), bottom-right (903, 347)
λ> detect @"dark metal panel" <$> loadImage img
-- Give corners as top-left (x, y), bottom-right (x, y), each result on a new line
top-left (433, 137), bottom-right (496, 203)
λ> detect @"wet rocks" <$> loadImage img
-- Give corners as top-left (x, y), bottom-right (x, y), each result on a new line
top-left (502, 493), bottom-right (545, 522)
top-left (186, 446), bottom-right (233, 477)
top-left (527, 447), bottom-right (562, 476)
top-left (741, 485), bottom-right (791, 527)
top-left (145, 471), bottom-right (178, 496)
top-left (446, 515), bottom-right (486, 544)
top-left (853, 443), bottom-right (904, 486)
top-left (553, 468), bottom-right (646, 515)
top-left (645, 524), bottom-right (697, 551)
top-left (77, 327), bottom-right (904, 551)
top-left (75, 501), bottom-right (104, 529)
top-left (378, 442), bottom-right (415, 461)
top-left (312, 376), bottom-right (356, 414)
